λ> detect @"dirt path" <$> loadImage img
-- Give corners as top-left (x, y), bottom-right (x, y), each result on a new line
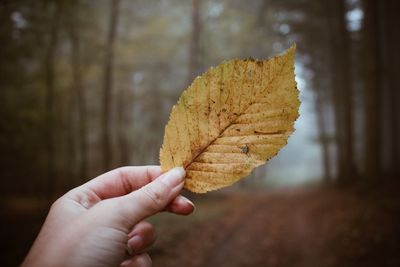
top-left (151, 184), bottom-right (400, 267)
top-left (2, 183), bottom-right (399, 266)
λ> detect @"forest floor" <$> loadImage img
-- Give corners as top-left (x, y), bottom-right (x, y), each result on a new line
top-left (2, 181), bottom-right (400, 267)
top-left (150, 181), bottom-right (400, 267)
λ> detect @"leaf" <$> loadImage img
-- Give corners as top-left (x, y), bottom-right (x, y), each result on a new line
top-left (160, 45), bottom-right (300, 193)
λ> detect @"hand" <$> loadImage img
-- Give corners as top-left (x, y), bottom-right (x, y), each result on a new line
top-left (21, 166), bottom-right (194, 267)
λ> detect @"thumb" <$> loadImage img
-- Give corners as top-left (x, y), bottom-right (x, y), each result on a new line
top-left (111, 167), bottom-right (186, 227)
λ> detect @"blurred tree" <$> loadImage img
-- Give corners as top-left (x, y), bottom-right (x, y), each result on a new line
top-left (43, 0), bottom-right (61, 198)
top-left (327, 0), bottom-right (356, 181)
top-left (102, 0), bottom-right (120, 171)
top-left (117, 87), bottom-right (130, 165)
top-left (314, 84), bottom-right (332, 182)
top-left (67, 1), bottom-right (89, 181)
top-left (307, 1), bottom-right (334, 182)
top-left (380, 0), bottom-right (400, 176)
top-left (387, 0), bottom-right (400, 176)
top-left (187, 0), bottom-right (203, 85)
top-left (362, 0), bottom-right (381, 180)
top-left (0, 1), bottom-right (45, 194)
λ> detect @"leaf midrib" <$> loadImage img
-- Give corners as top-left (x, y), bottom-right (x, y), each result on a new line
top-left (184, 58), bottom-right (288, 170)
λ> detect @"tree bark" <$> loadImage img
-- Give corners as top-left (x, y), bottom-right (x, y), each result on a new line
top-left (66, 80), bottom-right (78, 184)
top-left (187, 0), bottom-right (202, 86)
top-left (326, 0), bottom-right (355, 181)
top-left (69, 17), bottom-right (89, 181)
top-left (337, 0), bottom-right (354, 180)
top-left (117, 87), bottom-right (130, 166)
top-left (383, 0), bottom-right (399, 176)
top-left (362, 0), bottom-right (382, 180)
top-left (44, 2), bottom-right (60, 200)
top-left (315, 90), bottom-right (332, 182)
top-left (102, 0), bottom-right (120, 171)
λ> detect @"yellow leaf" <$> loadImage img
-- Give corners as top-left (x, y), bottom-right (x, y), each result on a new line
top-left (160, 45), bottom-right (300, 193)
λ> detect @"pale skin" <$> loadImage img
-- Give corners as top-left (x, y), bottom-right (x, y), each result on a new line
top-left (22, 166), bottom-right (194, 267)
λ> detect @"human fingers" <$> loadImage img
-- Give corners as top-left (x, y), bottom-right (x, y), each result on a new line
top-left (107, 167), bottom-right (185, 228)
top-left (127, 221), bottom-right (156, 254)
top-left (165, 195), bottom-right (195, 215)
top-left (121, 253), bottom-right (152, 267)
top-left (65, 166), bottom-right (162, 209)
top-left (85, 166), bottom-right (162, 199)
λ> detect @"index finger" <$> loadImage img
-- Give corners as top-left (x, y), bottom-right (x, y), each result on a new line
top-left (81, 165), bottom-right (162, 200)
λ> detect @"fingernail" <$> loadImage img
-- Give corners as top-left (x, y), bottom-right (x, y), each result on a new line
top-left (160, 167), bottom-right (185, 188)
top-left (128, 235), bottom-right (143, 252)
top-left (177, 195), bottom-right (195, 208)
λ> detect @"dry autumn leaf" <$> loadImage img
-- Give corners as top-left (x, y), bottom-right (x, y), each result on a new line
top-left (160, 45), bottom-right (300, 193)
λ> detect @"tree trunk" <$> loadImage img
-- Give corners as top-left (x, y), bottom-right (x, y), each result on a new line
top-left (102, 0), bottom-right (120, 171)
top-left (389, 2), bottom-right (400, 175)
top-left (383, 0), bottom-right (399, 176)
top-left (362, 0), bottom-right (382, 180)
top-left (66, 81), bottom-right (78, 184)
top-left (315, 90), bottom-right (332, 182)
top-left (337, 0), bottom-right (354, 180)
top-left (44, 2), bottom-right (60, 200)
top-left (117, 87), bottom-right (130, 166)
top-left (326, 0), bottom-right (354, 182)
top-left (69, 17), bottom-right (89, 181)
top-left (187, 0), bottom-right (202, 85)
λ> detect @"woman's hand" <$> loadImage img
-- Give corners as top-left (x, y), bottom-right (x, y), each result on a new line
top-left (22, 166), bottom-right (194, 267)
